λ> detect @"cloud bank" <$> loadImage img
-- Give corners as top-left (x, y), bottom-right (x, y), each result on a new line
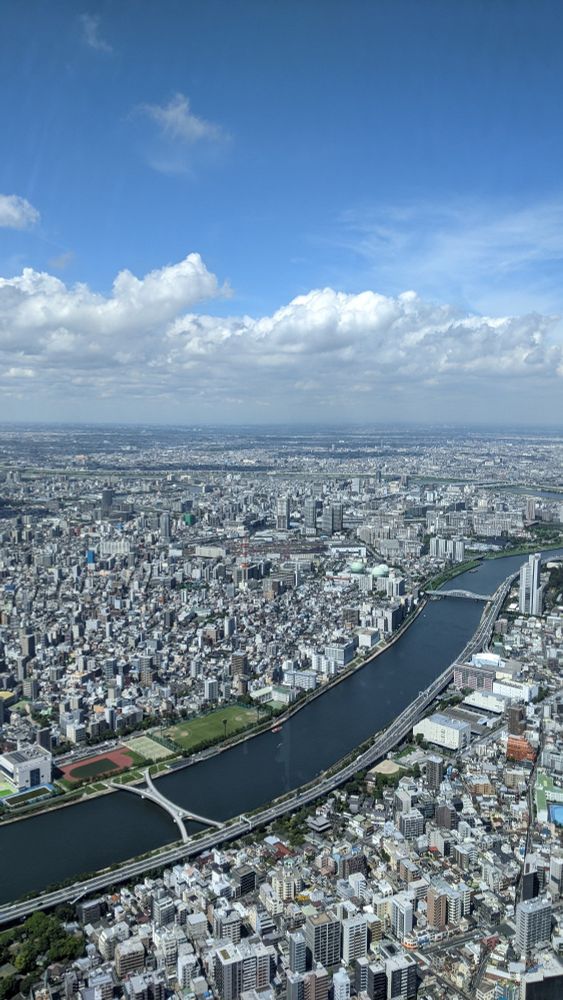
top-left (1, 253), bottom-right (561, 418)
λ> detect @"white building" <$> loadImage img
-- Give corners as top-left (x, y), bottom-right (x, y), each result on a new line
top-left (413, 713), bottom-right (470, 751)
top-left (333, 968), bottom-right (350, 1000)
top-left (0, 744), bottom-right (52, 791)
top-left (515, 897), bottom-right (552, 953)
top-left (519, 553), bottom-right (543, 616)
top-left (341, 913), bottom-right (368, 963)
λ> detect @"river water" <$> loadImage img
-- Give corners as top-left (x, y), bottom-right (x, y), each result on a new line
top-left (1, 548), bottom-right (560, 904)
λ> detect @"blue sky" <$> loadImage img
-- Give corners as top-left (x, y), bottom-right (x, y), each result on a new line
top-left (1, 0), bottom-right (563, 424)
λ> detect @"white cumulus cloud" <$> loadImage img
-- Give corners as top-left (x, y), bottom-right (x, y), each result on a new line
top-left (0, 194), bottom-right (40, 230)
top-left (0, 254), bottom-right (561, 420)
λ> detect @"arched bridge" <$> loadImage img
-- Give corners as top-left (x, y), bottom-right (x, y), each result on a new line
top-left (113, 768), bottom-right (222, 843)
top-left (425, 589), bottom-right (493, 602)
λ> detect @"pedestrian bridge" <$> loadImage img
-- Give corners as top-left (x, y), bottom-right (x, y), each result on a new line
top-left (113, 768), bottom-right (222, 843)
top-left (425, 589), bottom-right (493, 602)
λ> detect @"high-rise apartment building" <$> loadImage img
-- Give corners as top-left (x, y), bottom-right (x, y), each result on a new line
top-left (391, 895), bottom-right (413, 940)
top-left (304, 965), bottom-right (329, 1000)
top-left (304, 498), bottom-right (317, 533)
top-left (382, 947), bottom-right (418, 1000)
top-left (289, 931), bottom-right (307, 974)
top-left (305, 912), bottom-right (341, 968)
top-left (341, 913), bottom-right (368, 963)
top-left (333, 968), bottom-right (350, 1000)
top-left (515, 897), bottom-right (552, 953)
top-left (426, 755), bottom-right (444, 790)
top-left (519, 553), bottom-right (543, 616)
top-left (276, 496), bottom-right (290, 530)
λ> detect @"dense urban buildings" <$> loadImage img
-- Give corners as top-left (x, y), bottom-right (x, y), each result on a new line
top-left (0, 424), bottom-right (562, 1000)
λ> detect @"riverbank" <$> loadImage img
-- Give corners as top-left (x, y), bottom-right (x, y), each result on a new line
top-left (0, 550), bottom-right (490, 827)
top-left (0, 598), bottom-right (431, 827)
top-left (480, 540), bottom-right (563, 560)
top-left (0, 567), bottom-right (512, 919)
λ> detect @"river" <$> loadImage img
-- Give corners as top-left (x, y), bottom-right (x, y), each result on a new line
top-left (0, 547), bottom-right (560, 904)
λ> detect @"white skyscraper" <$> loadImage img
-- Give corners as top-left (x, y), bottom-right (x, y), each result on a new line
top-left (519, 553), bottom-right (543, 615)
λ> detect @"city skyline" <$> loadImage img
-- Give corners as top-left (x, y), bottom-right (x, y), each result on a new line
top-left (1, 2), bottom-right (563, 425)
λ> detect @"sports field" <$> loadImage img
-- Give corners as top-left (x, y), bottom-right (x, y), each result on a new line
top-left (60, 746), bottom-right (138, 783)
top-left (122, 734), bottom-right (172, 761)
top-left (165, 705), bottom-right (259, 751)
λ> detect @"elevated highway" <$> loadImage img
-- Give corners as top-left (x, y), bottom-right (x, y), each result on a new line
top-left (0, 569), bottom-right (515, 927)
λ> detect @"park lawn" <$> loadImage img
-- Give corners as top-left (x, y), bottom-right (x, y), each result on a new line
top-left (165, 705), bottom-right (259, 752)
top-left (123, 735), bottom-right (172, 761)
top-left (113, 770), bottom-right (143, 784)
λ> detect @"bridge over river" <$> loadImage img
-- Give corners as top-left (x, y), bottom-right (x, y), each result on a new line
top-left (113, 769), bottom-right (223, 842)
top-left (425, 588), bottom-right (493, 601)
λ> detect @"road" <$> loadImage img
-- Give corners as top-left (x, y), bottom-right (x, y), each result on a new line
top-left (0, 571), bottom-right (515, 927)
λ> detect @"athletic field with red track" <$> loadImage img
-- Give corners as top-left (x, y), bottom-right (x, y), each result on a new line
top-left (59, 746), bottom-right (137, 782)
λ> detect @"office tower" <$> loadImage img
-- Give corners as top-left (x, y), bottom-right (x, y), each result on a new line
top-left (160, 512), bottom-right (171, 541)
top-left (305, 912), bottom-right (341, 968)
top-left (341, 913), bottom-right (368, 963)
top-left (36, 726), bottom-right (52, 751)
top-left (289, 931), bottom-right (307, 974)
top-left (20, 631), bottom-right (35, 660)
top-left (304, 498), bottom-right (317, 533)
top-left (276, 496), bottom-right (290, 530)
top-left (519, 553), bottom-right (543, 615)
top-left (522, 855), bottom-right (541, 902)
top-left (515, 897), bottom-right (552, 953)
top-left (391, 895), bottom-right (414, 940)
top-left (101, 487), bottom-right (114, 514)
top-left (333, 969), bottom-right (350, 1000)
top-left (508, 704), bottom-right (525, 736)
top-left (332, 503), bottom-right (343, 532)
top-left (426, 755), bottom-right (444, 791)
top-left (304, 965), bottom-right (329, 1000)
